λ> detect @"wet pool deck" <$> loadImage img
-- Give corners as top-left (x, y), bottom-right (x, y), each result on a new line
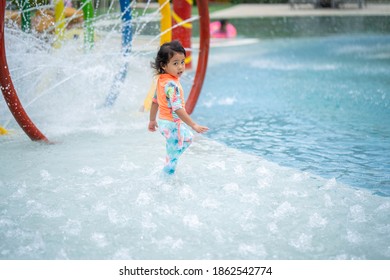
top-left (209, 4), bottom-right (390, 18)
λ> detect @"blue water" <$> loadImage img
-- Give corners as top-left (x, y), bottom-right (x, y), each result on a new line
top-left (192, 35), bottom-right (390, 196)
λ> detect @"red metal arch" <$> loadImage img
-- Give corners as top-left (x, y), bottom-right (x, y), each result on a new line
top-left (0, 0), bottom-right (48, 142)
top-left (185, 0), bottom-right (210, 115)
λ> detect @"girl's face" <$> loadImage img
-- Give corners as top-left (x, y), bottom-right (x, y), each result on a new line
top-left (162, 52), bottom-right (186, 78)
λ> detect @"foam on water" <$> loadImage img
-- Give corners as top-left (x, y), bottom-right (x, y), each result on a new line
top-left (1, 131), bottom-right (390, 259)
top-left (1, 21), bottom-right (390, 259)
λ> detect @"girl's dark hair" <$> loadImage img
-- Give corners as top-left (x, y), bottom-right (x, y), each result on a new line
top-left (151, 40), bottom-right (186, 74)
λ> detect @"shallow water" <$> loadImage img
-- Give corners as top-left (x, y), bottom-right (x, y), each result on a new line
top-left (2, 131), bottom-right (390, 259)
top-left (1, 17), bottom-right (390, 259)
top-left (194, 35), bottom-right (390, 196)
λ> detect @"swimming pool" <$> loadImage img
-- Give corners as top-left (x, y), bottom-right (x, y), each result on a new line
top-left (192, 34), bottom-right (390, 196)
top-left (1, 13), bottom-right (390, 259)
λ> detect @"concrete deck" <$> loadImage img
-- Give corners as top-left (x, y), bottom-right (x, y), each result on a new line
top-left (210, 4), bottom-right (390, 19)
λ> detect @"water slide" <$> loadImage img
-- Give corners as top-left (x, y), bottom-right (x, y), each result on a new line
top-left (1, 0), bottom-right (209, 141)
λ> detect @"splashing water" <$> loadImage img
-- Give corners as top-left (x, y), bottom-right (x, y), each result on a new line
top-left (1, 12), bottom-right (390, 260)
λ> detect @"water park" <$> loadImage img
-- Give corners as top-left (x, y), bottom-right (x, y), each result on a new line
top-left (1, 0), bottom-right (390, 260)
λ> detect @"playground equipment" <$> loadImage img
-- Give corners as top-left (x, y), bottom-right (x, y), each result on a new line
top-left (185, 0), bottom-right (209, 115)
top-left (158, 0), bottom-right (172, 44)
top-left (20, 0), bottom-right (31, 32)
top-left (0, 0), bottom-right (210, 141)
top-left (81, 0), bottom-right (94, 51)
top-left (53, 0), bottom-right (65, 47)
top-left (0, 0), bottom-right (49, 142)
top-left (172, 0), bottom-right (192, 68)
top-left (0, 125), bottom-right (8, 135)
top-left (103, 0), bottom-right (133, 107)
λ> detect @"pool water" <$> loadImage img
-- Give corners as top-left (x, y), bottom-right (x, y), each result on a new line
top-left (192, 34), bottom-right (390, 196)
top-left (1, 14), bottom-right (390, 259)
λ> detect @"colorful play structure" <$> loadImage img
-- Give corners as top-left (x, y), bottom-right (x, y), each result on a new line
top-left (0, 0), bottom-right (210, 142)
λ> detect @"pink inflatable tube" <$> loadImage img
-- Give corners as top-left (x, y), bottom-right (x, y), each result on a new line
top-left (210, 21), bottom-right (237, 39)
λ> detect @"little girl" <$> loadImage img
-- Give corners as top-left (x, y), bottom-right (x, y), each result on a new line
top-left (148, 40), bottom-right (208, 175)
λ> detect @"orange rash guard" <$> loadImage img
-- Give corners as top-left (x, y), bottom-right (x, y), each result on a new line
top-left (152, 73), bottom-right (186, 122)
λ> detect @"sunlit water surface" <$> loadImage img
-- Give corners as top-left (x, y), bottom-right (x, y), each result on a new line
top-left (1, 17), bottom-right (390, 259)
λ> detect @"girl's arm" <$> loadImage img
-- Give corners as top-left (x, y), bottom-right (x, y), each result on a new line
top-left (148, 102), bottom-right (159, 132)
top-left (175, 108), bottom-right (208, 133)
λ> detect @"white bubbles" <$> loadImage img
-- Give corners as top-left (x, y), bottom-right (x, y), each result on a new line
top-left (91, 232), bottom-right (109, 248)
top-left (349, 205), bottom-right (367, 223)
top-left (233, 164), bottom-right (244, 176)
top-left (240, 193), bottom-right (260, 205)
top-left (183, 215), bottom-right (202, 229)
top-left (141, 214), bottom-right (157, 231)
top-left (201, 198), bottom-right (221, 210)
top-left (273, 201), bottom-right (296, 219)
top-left (207, 161), bottom-right (226, 170)
top-left (136, 191), bottom-right (153, 206)
top-left (40, 170), bottom-right (52, 181)
top-left (376, 202), bottom-right (390, 212)
top-left (96, 176), bottom-right (115, 186)
top-left (108, 208), bottom-right (129, 225)
top-left (289, 233), bottom-right (313, 252)
top-left (119, 158), bottom-right (140, 172)
top-left (309, 213), bottom-right (328, 229)
top-left (323, 194), bottom-right (334, 208)
top-left (79, 166), bottom-right (96, 175)
top-left (179, 186), bottom-right (196, 200)
top-left (223, 182), bottom-right (240, 193)
top-left (112, 248), bottom-right (132, 259)
top-left (60, 219), bottom-right (82, 236)
top-left (323, 178), bottom-right (338, 190)
top-left (157, 236), bottom-right (184, 250)
top-left (346, 230), bottom-right (363, 244)
top-left (267, 222), bottom-right (278, 234)
top-left (238, 243), bottom-right (267, 258)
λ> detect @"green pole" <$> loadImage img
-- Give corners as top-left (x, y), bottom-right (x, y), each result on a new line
top-left (81, 0), bottom-right (94, 51)
top-left (20, 0), bottom-right (31, 32)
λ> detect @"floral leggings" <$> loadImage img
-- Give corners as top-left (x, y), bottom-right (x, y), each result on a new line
top-left (158, 119), bottom-right (193, 174)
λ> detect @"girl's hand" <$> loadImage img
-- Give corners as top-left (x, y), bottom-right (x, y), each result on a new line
top-left (148, 120), bottom-right (158, 132)
top-left (174, 108), bottom-right (208, 133)
top-left (192, 124), bottom-right (209, 134)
